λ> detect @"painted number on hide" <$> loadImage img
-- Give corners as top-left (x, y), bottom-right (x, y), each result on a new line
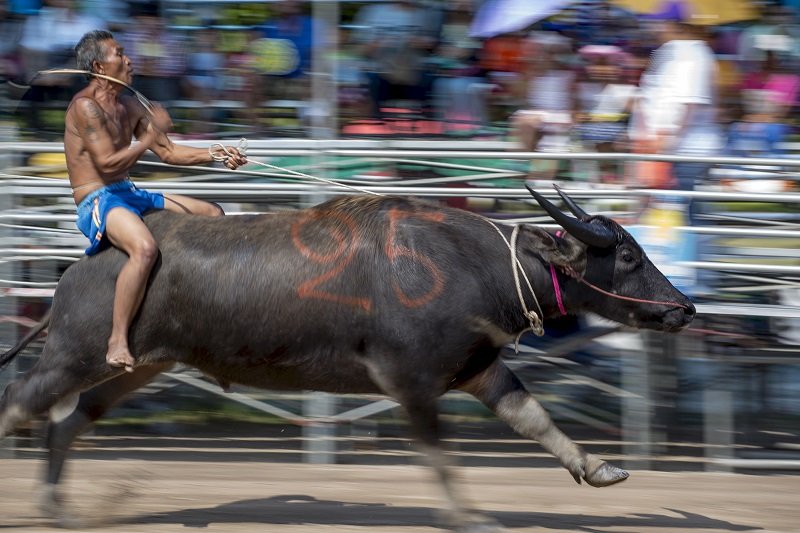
top-left (291, 211), bottom-right (372, 312)
top-left (385, 208), bottom-right (446, 308)
top-left (292, 209), bottom-right (446, 310)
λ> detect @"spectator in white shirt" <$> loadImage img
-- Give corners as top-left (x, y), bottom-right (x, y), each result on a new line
top-left (628, 11), bottom-right (722, 221)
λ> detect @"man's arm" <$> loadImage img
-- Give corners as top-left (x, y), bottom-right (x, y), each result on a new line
top-left (72, 97), bottom-right (157, 175)
top-left (131, 101), bottom-right (246, 169)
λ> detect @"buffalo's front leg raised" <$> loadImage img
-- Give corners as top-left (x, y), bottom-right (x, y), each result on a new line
top-left (460, 360), bottom-right (628, 487)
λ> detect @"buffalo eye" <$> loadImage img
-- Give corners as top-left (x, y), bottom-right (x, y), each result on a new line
top-left (621, 250), bottom-right (635, 263)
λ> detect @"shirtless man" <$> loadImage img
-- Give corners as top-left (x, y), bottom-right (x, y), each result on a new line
top-left (65, 30), bottom-right (247, 372)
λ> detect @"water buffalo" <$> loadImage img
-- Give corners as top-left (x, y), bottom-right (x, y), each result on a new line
top-left (0, 185), bottom-right (694, 531)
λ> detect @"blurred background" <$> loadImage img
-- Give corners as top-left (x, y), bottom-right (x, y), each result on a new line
top-left (0, 0), bottom-right (799, 476)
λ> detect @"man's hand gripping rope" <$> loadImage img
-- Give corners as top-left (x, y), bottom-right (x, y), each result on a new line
top-left (209, 139), bottom-right (249, 170)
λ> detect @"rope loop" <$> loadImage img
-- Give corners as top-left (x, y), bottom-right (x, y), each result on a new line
top-left (209, 138), bottom-right (248, 163)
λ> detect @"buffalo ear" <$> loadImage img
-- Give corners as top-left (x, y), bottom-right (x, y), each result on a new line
top-left (521, 226), bottom-right (586, 273)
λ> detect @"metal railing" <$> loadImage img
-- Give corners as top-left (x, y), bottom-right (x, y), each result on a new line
top-left (2, 140), bottom-right (799, 469)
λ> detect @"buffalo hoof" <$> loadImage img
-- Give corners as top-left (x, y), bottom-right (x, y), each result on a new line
top-left (584, 462), bottom-right (629, 487)
top-left (455, 516), bottom-right (506, 533)
top-left (456, 522), bottom-right (507, 533)
top-left (435, 509), bottom-right (506, 532)
top-left (37, 485), bottom-right (84, 529)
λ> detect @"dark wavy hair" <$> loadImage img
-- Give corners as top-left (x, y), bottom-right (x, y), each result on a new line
top-left (75, 30), bottom-right (115, 79)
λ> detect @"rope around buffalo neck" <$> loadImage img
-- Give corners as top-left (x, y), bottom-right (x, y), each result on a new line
top-left (209, 140), bottom-right (382, 197)
top-left (486, 221), bottom-right (545, 351)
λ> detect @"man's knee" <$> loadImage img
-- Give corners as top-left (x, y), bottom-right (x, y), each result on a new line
top-left (209, 202), bottom-right (225, 216)
top-left (130, 238), bottom-right (159, 265)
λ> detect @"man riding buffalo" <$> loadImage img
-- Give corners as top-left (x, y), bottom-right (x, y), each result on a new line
top-left (65, 30), bottom-right (247, 371)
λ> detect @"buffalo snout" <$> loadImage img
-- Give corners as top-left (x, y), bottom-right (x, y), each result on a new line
top-left (663, 301), bottom-right (695, 332)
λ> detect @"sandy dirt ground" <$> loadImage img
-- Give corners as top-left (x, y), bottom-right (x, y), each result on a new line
top-left (0, 459), bottom-right (798, 532)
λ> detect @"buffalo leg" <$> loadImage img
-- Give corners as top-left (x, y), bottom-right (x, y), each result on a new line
top-left (460, 360), bottom-right (628, 487)
top-left (0, 367), bottom-right (93, 439)
top-left (365, 363), bottom-right (501, 531)
top-left (38, 363), bottom-right (172, 527)
top-left (403, 398), bottom-right (503, 532)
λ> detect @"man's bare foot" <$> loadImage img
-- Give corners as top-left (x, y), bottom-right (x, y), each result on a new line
top-left (107, 342), bottom-right (135, 373)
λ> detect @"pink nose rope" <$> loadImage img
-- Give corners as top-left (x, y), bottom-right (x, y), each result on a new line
top-left (551, 231), bottom-right (567, 315)
top-left (575, 276), bottom-right (693, 310)
top-left (550, 264), bottom-right (567, 316)
top-left (549, 230), bottom-right (692, 315)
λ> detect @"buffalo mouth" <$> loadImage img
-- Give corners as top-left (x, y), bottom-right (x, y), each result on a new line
top-left (623, 305), bottom-right (694, 333)
top-left (660, 305), bottom-right (695, 332)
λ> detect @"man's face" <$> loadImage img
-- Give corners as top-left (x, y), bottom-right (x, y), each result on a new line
top-left (97, 39), bottom-right (133, 85)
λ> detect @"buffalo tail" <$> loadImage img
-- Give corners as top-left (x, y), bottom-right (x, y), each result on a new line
top-left (0, 309), bottom-right (51, 370)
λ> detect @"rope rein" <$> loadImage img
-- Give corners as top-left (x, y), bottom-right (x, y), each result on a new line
top-left (209, 140), bottom-right (382, 197)
top-left (213, 139), bottom-right (549, 347)
top-left (32, 69), bottom-right (691, 339)
top-left (214, 141), bottom-right (556, 350)
top-left (207, 144), bottom-right (691, 329)
top-left (32, 70), bottom-right (376, 197)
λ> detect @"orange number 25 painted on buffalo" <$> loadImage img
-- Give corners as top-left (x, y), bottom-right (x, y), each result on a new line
top-left (384, 208), bottom-right (446, 308)
top-left (291, 211), bottom-right (372, 312)
top-left (292, 208), bottom-right (446, 310)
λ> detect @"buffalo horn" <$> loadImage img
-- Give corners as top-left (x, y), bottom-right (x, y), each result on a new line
top-left (525, 184), bottom-right (616, 248)
top-left (553, 183), bottom-right (590, 221)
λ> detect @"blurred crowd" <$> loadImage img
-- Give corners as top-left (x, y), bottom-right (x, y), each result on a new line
top-left (1, 0), bottom-right (800, 186)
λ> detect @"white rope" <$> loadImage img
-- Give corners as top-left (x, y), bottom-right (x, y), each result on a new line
top-left (211, 139), bottom-right (545, 343)
top-left (32, 68), bottom-right (155, 114)
top-left (485, 221), bottom-right (545, 350)
top-left (210, 141), bottom-right (547, 341)
top-left (13, 75), bottom-right (546, 332)
top-left (209, 139), bottom-right (382, 197)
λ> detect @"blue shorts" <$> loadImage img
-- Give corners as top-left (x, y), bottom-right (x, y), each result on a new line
top-left (76, 180), bottom-right (165, 256)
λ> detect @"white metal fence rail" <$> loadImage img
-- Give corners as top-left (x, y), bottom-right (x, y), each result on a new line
top-left (2, 140), bottom-right (799, 468)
